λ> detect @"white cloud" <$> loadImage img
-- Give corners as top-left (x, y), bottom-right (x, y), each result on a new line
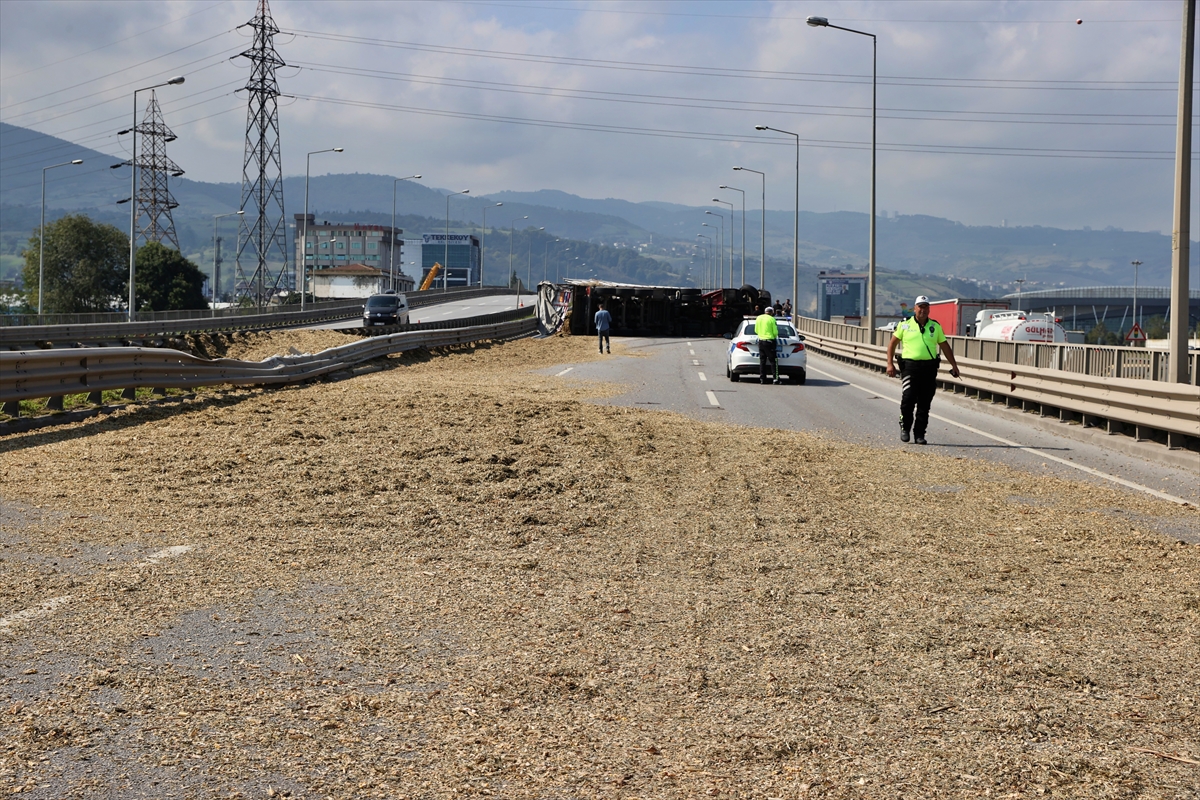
top-left (0, 0), bottom-right (1193, 231)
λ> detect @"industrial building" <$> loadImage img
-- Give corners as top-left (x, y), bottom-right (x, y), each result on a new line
top-left (419, 234), bottom-right (481, 289)
top-left (293, 215), bottom-right (411, 293)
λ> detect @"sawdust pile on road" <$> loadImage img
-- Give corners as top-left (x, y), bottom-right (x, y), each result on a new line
top-left (1, 335), bottom-right (1197, 799)
top-left (183, 329), bottom-right (363, 362)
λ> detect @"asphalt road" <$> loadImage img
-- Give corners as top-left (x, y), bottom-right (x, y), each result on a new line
top-left (311, 293), bottom-right (526, 330)
top-left (541, 335), bottom-right (1200, 522)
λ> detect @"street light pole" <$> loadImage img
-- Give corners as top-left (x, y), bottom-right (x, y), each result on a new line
top-left (480, 202), bottom-right (502, 287)
top-left (754, 125), bottom-right (799, 324)
top-left (697, 234), bottom-right (712, 290)
top-left (389, 172), bottom-right (419, 293)
top-left (704, 211), bottom-right (725, 287)
top-left (212, 211), bottom-right (244, 316)
top-left (303, 148), bottom-right (344, 311)
top-left (527, 227), bottom-right (544, 290)
top-left (545, 239), bottom-right (558, 282)
top-left (444, 190), bottom-right (469, 292)
top-left (122, 75), bottom-right (184, 322)
top-left (720, 185), bottom-right (746, 286)
top-left (807, 15), bottom-right (877, 333)
top-left (509, 215), bottom-right (528, 291)
top-left (38, 159), bottom-right (83, 316)
top-left (702, 222), bottom-right (721, 288)
top-left (713, 199), bottom-right (735, 286)
top-left (734, 167), bottom-right (766, 289)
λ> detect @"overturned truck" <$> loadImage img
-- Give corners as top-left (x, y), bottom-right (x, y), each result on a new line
top-left (539, 280), bottom-right (771, 338)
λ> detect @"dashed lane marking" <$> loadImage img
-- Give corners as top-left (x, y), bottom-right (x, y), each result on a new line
top-left (806, 365), bottom-right (1192, 506)
top-left (0, 544), bottom-right (197, 632)
top-left (689, 349), bottom-right (696, 355)
top-left (706, 391), bottom-right (720, 407)
top-left (692, 359), bottom-right (700, 366)
top-left (698, 372), bottom-right (707, 382)
top-left (555, 367), bottom-right (574, 377)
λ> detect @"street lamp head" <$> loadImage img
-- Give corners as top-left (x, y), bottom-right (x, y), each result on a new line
top-left (462, 189), bottom-right (470, 194)
top-left (236, 210), bottom-right (245, 215)
top-left (333, 147), bottom-right (344, 152)
top-left (733, 166), bottom-right (743, 170)
top-left (167, 76), bottom-right (186, 85)
top-left (412, 174), bottom-right (421, 178)
top-left (806, 15), bottom-right (829, 27)
top-left (754, 125), bottom-right (769, 131)
top-left (70, 159), bottom-right (83, 165)
top-left (494, 202), bottom-right (503, 207)
top-left (118, 129), bottom-right (132, 136)
top-left (719, 185), bottom-right (728, 189)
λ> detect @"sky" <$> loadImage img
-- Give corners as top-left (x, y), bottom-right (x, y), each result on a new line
top-left (1, 0), bottom-right (1196, 233)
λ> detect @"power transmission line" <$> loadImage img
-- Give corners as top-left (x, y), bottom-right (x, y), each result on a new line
top-left (292, 93), bottom-right (1188, 161)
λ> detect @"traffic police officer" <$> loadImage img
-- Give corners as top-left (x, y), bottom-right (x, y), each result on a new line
top-left (885, 296), bottom-right (961, 444)
top-left (755, 305), bottom-right (780, 384)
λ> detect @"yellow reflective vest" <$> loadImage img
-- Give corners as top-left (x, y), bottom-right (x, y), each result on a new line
top-left (754, 314), bottom-right (779, 340)
top-left (892, 317), bottom-right (946, 360)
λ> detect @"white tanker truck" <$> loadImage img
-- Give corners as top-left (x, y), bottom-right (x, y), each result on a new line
top-left (974, 309), bottom-right (1068, 343)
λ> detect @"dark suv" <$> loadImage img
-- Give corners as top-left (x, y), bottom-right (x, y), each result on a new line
top-left (362, 292), bottom-right (409, 326)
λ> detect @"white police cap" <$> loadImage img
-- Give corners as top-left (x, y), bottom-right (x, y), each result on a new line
top-left (914, 295), bottom-right (930, 306)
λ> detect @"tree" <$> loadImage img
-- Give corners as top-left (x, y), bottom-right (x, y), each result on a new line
top-left (1085, 321), bottom-right (1120, 346)
top-left (134, 242), bottom-right (208, 312)
top-left (21, 214), bottom-right (127, 313)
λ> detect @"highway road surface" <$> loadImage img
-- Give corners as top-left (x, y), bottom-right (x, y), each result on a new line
top-left (310, 293), bottom-right (525, 330)
top-left (541, 335), bottom-right (1200, 521)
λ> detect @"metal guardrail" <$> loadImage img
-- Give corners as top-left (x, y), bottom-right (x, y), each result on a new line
top-left (792, 318), bottom-right (1200, 385)
top-left (1, 314), bottom-right (536, 418)
top-left (0, 287), bottom-right (518, 349)
top-left (791, 317), bottom-right (1200, 448)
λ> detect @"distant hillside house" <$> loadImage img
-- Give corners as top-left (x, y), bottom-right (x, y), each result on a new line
top-left (311, 262), bottom-right (406, 299)
top-left (294, 215), bottom-right (413, 293)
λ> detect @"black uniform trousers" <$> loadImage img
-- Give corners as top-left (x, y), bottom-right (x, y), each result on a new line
top-left (758, 338), bottom-right (778, 382)
top-left (899, 358), bottom-right (939, 437)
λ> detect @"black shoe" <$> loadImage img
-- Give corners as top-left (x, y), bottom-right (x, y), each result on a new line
top-left (915, 436), bottom-right (927, 445)
top-left (773, 379), bottom-right (780, 385)
top-left (900, 429), bottom-right (910, 443)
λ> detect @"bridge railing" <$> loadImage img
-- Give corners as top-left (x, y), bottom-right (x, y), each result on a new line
top-left (792, 316), bottom-right (1200, 448)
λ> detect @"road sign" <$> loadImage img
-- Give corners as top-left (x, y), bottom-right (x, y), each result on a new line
top-left (1125, 322), bottom-right (1147, 342)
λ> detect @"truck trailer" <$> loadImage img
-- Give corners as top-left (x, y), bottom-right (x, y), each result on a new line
top-left (926, 298), bottom-right (1011, 337)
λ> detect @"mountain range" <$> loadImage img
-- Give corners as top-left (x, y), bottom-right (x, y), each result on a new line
top-left (2, 121), bottom-right (1191, 303)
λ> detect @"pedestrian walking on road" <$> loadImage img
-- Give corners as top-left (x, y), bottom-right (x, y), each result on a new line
top-left (755, 305), bottom-right (780, 384)
top-left (594, 303), bottom-right (612, 354)
top-left (886, 296), bottom-right (961, 444)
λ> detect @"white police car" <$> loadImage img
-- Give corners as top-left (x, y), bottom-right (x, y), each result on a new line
top-left (724, 317), bottom-right (807, 384)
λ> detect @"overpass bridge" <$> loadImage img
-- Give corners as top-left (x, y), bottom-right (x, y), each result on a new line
top-left (1004, 286), bottom-right (1200, 333)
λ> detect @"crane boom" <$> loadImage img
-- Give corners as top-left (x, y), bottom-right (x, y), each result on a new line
top-left (419, 262), bottom-right (442, 292)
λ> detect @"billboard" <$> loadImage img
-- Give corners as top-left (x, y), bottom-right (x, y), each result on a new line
top-left (422, 234), bottom-right (474, 245)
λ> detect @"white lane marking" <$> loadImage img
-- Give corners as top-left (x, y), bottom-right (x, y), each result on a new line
top-left (0, 544), bottom-right (196, 632)
top-left (0, 596), bottom-right (73, 631)
top-left (692, 359), bottom-right (700, 366)
top-left (698, 372), bottom-right (707, 382)
top-left (555, 367), bottom-right (574, 377)
top-left (686, 341), bottom-right (693, 346)
top-left (706, 391), bottom-right (720, 407)
top-left (689, 349), bottom-right (696, 355)
top-left (807, 365), bottom-right (1192, 506)
top-left (139, 545), bottom-right (193, 566)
